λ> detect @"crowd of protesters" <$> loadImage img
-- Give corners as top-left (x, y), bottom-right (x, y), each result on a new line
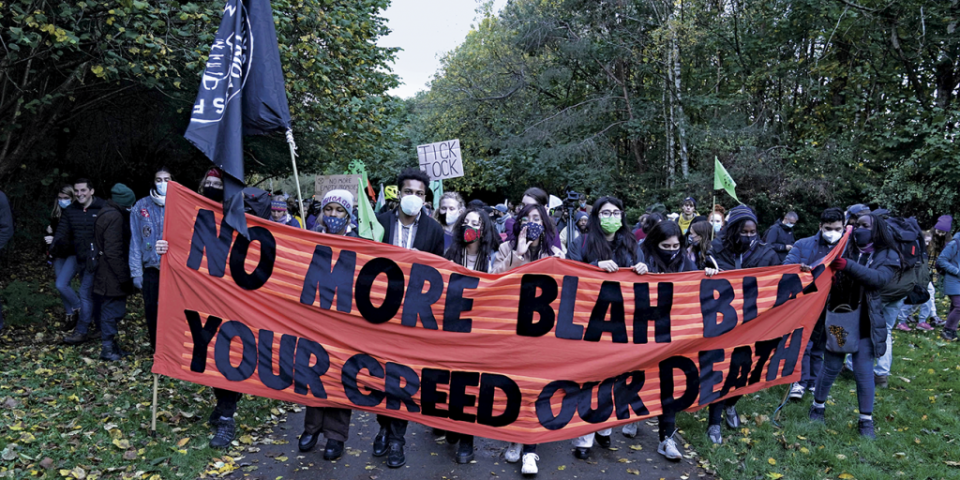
top-left (2, 163), bottom-right (957, 476)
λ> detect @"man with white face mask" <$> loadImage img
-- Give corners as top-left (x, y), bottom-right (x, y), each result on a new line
top-left (372, 167), bottom-right (445, 469)
top-left (783, 207), bottom-right (846, 401)
top-left (129, 166), bottom-right (173, 351)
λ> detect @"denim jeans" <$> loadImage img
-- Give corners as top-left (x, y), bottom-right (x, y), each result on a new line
top-left (874, 299), bottom-right (904, 377)
top-left (801, 312), bottom-right (826, 389)
top-left (898, 282), bottom-right (938, 322)
top-left (816, 336), bottom-right (876, 415)
top-left (54, 256), bottom-right (82, 313)
top-left (96, 295), bottom-right (127, 340)
top-left (76, 270), bottom-right (100, 334)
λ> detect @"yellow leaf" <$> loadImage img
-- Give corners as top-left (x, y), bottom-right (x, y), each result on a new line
top-left (626, 469), bottom-right (639, 475)
top-left (365, 465), bottom-right (375, 470)
top-left (629, 445), bottom-right (643, 450)
top-left (67, 394), bottom-right (80, 402)
top-left (839, 474), bottom-right (855, 479)
top-left (176, 437), bottom-right (190, 447)
top-left (19, 432), bottom-right (36, 443)
top-left (276, 455), bottom-right (288, 462)
top-left (767, 474), bottom-right (784, 480)
top-left (768, 458), bottom-right (776, 465)
top-left (557, 465), bottom-right (566, 470)
top-left (239, 435), bottom-right (253, 445)
top-left (112, 439), bottom-right (131, 449)
top-left (10, 421), bottom-right (24, 431)
top-left (800, 447), bottom-right (810, 454)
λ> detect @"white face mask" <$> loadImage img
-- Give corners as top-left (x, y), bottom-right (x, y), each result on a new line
top-left (58, 199), bottom-right (72, 209)
top-left (400, 195), bottom-right (424, 216)
top-left (822, 230), bottom-right (842, 244)
top-left (155, 181), bottom-right (168, 196)
top-left (711, 222), bottom-right (722, 233)
top-left (444, 211), bottom-right (459, 226)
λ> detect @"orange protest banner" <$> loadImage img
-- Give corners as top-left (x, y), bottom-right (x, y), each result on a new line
top-left (153, 182), bottom-right (843, 443)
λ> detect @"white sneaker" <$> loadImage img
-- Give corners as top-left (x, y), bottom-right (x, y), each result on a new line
top-left (505, 442), bottom-right (522, 463)
top-left (657, 437), bottom-right (682, 461)
top-left (789, 382), bottom-right (805, 400)
top-left (622, 421), bottom-right (639, 438)
top-left (521, 453), bottom-right (539, 475)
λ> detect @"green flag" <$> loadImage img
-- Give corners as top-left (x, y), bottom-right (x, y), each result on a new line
top-left (714, 157), bottom-right (740, 203)
top-left (348, 160), bottom-right (384, 242)
top-left (430, 180), bottom-right (443, 210)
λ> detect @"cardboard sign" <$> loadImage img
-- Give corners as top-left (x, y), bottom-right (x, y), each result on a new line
top-left (155, 182), bottom-right (844, 444)
top-left (315, 175), bottom-right (360, 199)
top-left (417, 139), bottom-right (463, 180)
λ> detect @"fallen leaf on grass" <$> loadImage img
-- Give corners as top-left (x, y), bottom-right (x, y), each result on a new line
top-left (893, 452), bottom-right (906, 459)
top-left (239, 434), bottom-right (254, 444)
top-left (768, 458), bottom-right (776, 465)
top-left (176, 437), bottom-right (190, 447)
top-left (945, 461), bottom-right (960, 467)
top-left (838, 474), bottom-right (855, 479)
top-left (836, 454), bottom-right (847, 460)
top-left (112, 439), bottom-right (130, 449)
top-left (19, 432), bottom-right (36, 443)
top-left (40, 457), bottom-right (55, 469)
top-left (898, 377), bottom-right (911, 383)
top-left (766, 474), bottom-right (783, 480)
top-left (123, 450), bottom-right (138, 460)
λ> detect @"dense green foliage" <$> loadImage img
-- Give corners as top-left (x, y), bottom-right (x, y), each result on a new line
top-left (403, 0), bottom-right (959, 229)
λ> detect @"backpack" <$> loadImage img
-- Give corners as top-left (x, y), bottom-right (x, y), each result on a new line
top-left (242, 187), bottom-right (273, 220)
top-left (886, 217), bottom-right (924, 269)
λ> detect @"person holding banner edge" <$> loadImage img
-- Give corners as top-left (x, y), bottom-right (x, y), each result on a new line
top-left (812, 213), bottom-right (900, 439)
top-left (298, 189), bottom-right (358, 460)
top-left (372, 168), bottom-right (446, 468)
top-left (629, 220), bottom-right (719, 460)
top-left (129, 167), bottom-right (173, 351)
top-left (705, 204), bottom-right (780, 444)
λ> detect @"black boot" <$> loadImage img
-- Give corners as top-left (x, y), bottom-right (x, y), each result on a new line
top-left (298, 431), bottom-right (319, 452)
top-left (372, 427), bottom-right (389, 457)
top-left (64, 328), bottom-right (94, 345)
top-left (574, 447), bottom-right (590, 459)
top-left (595, 433), bottom-right (611, 448)
top-left (386, 442), bottom-right (405, 468)
top-left (446, 431), bottom-right (461, 444)
top-left (455, 436), bottom-right (475, 464)
top-left (209, 417), bottom-right (236, 448)
top-left (63, 310), bottom-right (79, 332)
top-left (100, 338), bottom-right (122, 361)
top-left (324, 439), bottom-right (344, 461)
top-left (207, 405), bottom-right (224, 430)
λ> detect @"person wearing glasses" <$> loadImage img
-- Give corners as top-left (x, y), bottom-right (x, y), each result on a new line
top-left (491, 202), bottom-right (563, 475)
top-left (439, 207), bottom-right (499, 464)
top-left (565, 196), bottom-right (646, 459)
top-left (372, 167), bottom-right (445, 468)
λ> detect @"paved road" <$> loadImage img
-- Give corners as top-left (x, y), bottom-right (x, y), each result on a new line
top-left (224, 409), bottom-right (712, 480)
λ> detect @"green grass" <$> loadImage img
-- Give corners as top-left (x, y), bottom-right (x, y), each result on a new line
top-left (0, 294), bottom-right (284, 479)
top-left (677, 296), bottom-right (960, 480)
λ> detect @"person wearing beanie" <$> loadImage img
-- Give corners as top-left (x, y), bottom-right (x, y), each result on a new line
top-left (129, 167), bottom-right (173, 351)
top-left (269, 196), bottom-right (300, 228)
top-left (90, 183), bottom-right (136, 361)
top-left (704, 204), bottom-right (780, 445)
top-left (310, 189), bottom-right (355, 237)
top-left (560, 211), bottom-right (589, 254)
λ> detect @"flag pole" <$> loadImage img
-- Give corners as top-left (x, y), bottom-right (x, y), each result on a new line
top-left (150, 374), bottom-right (159, 436)
top-left (711, 194), bottom-right (716, 242)
top-left (286, 130), bottom-right (306, 229)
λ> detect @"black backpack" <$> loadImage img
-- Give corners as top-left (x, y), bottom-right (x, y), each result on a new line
top-left (886, 217), bottom-right (924, 269)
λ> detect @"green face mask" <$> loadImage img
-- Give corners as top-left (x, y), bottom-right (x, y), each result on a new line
top-left (600, 217), bottom-right (621, 234)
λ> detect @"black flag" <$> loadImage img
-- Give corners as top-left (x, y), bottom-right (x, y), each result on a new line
top-left (184, 0), bottom-right (292, 237)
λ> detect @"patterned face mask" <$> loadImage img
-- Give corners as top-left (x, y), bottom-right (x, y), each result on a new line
top-left (463, 226), bottom-right (479, 243)
top-left (524, 222), bottom-right (544, 240)
top-left (323, 215), bottom-right (348, 234)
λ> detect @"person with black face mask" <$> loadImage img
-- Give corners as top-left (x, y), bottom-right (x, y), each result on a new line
top-left (705, 204), bottom-right (780, 445)
top-left (764, 211), bottom-right (799, 263)
top-left (626, 220), bottom-right (717, 461)
top-left (812, 213), bottom-right (900, 439)
top-left (198, 168), bottom-right (225, 202)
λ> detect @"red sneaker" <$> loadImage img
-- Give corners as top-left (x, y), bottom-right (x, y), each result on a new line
top-left (895, 323), bottom-right (912, 332)
top-left (916, 322), bottom-right (935, 331)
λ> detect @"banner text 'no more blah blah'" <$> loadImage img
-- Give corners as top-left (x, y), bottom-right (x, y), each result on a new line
top-left (164, 206), bottom-right (827, 439)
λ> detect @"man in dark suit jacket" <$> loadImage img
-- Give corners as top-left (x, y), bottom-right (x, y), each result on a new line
top-left (371, 167), bottom-right (445, 468)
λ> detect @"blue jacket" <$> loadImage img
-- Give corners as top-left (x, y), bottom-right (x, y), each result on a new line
top-left (763, 220), bottom-right (796, 263)
top-left (783, 232), bottom-right (837, 266)
top-left (129, 196), bottom-right (165, 280)
top-left (936, 233), bottom-right (960, 296)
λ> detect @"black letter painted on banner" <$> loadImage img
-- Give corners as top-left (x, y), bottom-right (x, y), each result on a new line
top-left (342, 354), bottom-right (385, 407)
top-left (300, 245), bottom-right (356, 313)
top-left (698, 349), bottom-right (725, 406)
top-left (449, 371), bottom-right (481, 423)
top-left (584, 281), bottom-right (628, 343)
top-left (294, 338), bottom-right (330, 398)
top-left (517, 274), bottom-right (558, 337)
top-left (614, 371), bottom-right (648, 420)
top-left (385, 362), bottom-right (421, 413)
top-left (185, 310), bottom-right (223, 373)
top-left (229, 226), bottom-right (276, 290)
top-left (742, 277), bottom-right (758, 323)
top-left (773, 274), bottom-right (804, 307)
top-left (215, 321), bottom-right (257, 381)
top-left (401, 263), bottom-right (443, 330)
top-left (701, 279), bottom-right (738, 337)
top-left (719, 346), bottom-right (752, 397)
top-left (578, 377), bottom-right (616, 424)
top-left (421, 368), bottom-right (450, 418)
top-left (535, 380), bottom-right (581, 430)
top-left (477, 374), bottom-right (521, 427)
top-left (257, 330), bottom-right (296, 390)
top-left (556, 276), bottom-right (584, 340)
top-left (766, 328), bottom-right (804, 381)
top-left (659, 356), bottom-right (699, 415)
top-left (355, 258), bottom-right (405, 324)
top-left (634, 282), bottom-right (673, 343)
top-left (443, 273), bottom-right (479, 333)
top-left (186, 209), bottom-right (233, 277)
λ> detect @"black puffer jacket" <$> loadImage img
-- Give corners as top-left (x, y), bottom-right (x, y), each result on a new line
top-left (52, 197), bottom-right (105, 267)
top-left (837, 247), bottom-right (899, 357)
top-left (93, 201), bottom-right (132, 297)
top-left (763, 220), bottom-right (796, 263)
top-left (711, 238), bottom-right (781, 270)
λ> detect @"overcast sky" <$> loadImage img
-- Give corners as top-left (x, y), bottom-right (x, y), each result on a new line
top-left (379, 0), bottom-right (509, 99)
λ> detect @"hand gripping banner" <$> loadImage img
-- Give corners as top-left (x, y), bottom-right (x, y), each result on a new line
top-left (154, 182), bottom-right (845, 443)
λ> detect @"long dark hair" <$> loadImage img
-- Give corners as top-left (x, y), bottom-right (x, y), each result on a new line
top-left (444, 207), bottom-right (498, 271)
top-left (510, 204), bottom-right (555, 260)
top-left (721, 216), bottom-right (757, 253)
top-left (689, 220), bottom-right (714, 269)
top-left (583, 196), bottom-right (637, 266)
top-left (854, 213), bottom-right (899, 256)
top-left (640, 221), bottom-right (687, 273)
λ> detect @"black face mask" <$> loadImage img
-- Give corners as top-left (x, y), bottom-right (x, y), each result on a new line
top-left (738, 234), bottom-right (757, 252)
top-left (656, 247), bottom-right (680, 265)
top-left (203, 186), bottom-right (224, 202)
top-left (854, 227), bottom-right (873, 248)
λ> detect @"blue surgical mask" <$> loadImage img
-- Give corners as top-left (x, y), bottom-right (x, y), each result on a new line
top-left (58, 199), bottom-right (72, 209)
top-left (155, 181), bottom-right (168, 196)
top-left (712, 222), bottom-right (722, 233)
